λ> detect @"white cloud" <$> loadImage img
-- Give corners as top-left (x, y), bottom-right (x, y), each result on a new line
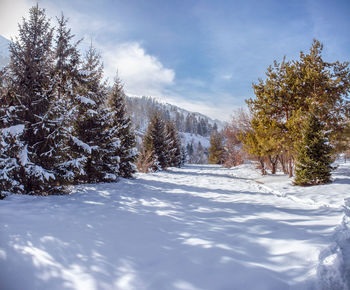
top-left (222, 74), bottom-right (232, 80)
top-left (161, 93), bottom-right (244, 122)
top-left (0, 0), bottom-right (32, 39)
top-left (101, 42), bottom-right (175, 97)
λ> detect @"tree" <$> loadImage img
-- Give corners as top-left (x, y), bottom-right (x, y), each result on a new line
top-left (244, 40), bottom-right (350, 177)
top-left (223, 108), bottom-right (250, 167)
top-left (165, 121), bottom-right (182, 167)
top-left (51, 14), bottom-right (83, 184)
top-left (208, 131), bottom-right (224, 164)
top-left (70, 44), bottom-right (110, 183)
top-left (294, 113), bottom-right (334, 185)
top-left (107, 77), bottom-right (137, 178)
top-left (140, 112), bottom-right (168, 171)
top-left (5, 4), bottom-right (66, 195)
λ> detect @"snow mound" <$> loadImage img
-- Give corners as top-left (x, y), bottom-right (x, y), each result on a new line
top-left (317, 198), bottom-right (350, 290)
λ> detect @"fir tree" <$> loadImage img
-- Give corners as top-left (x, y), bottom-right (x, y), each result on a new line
top-left (294, 114), bottom-right (334, 185)
top-left (71, 44), bottom-right (109, 183)
top-left (180, 146), bottom-right (187, 166)
top-left (245, 40), bottom-right (350, 177)
top-left (208, 131), bottom-right (224, 164)
top-left (164, 120), bottom-right (182, 167)
top-left (5, 4), bottom-right (66, 195)
top-left (140, 112), bottom-right (168, 171)
top-left (107, 76), bottom-right (137, 178)
top-left (52, 14), bottom-right (84, 183)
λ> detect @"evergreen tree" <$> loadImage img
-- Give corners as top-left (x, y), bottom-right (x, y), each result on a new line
top-left (51, 14), bottom-right (83, 184)
top-left (165, 120), bottom-right (182, 167)
top-left (107, 77), bottom-right (137, 178)
top-left (180, 146), bottom-right (187, 166)
top-left (71, 44), bottom-right (109, 183)
top-left (0, 70), bottom-right (24, 197)
top-left (208, 131), bottom-right (224, 164)
top-left (5, 4), bottom-right (67, 194)
top-left (294, 114), bottom-right (334, 185)
top-left (245, 40), bottom-right (350, 177)
top-left (140, 112), bottom-right (168, 171)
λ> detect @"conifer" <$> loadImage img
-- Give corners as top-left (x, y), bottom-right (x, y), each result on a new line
top-left (71, 44), bottom-right (109, 183)
top-left (294, 114), bottom-right (334, 185)
top-left (107, 77), bottom-right (137, 178)
top-left (208, 131), bottom-right (224, 164)
top-left (5, 4), bottom-right (65, 194)
top-left (141, 112), bottom-right (167, 171)
top-left (165, 121), bottom-right (182, 167)
top-left (52, 14), bottom-right (84, 183)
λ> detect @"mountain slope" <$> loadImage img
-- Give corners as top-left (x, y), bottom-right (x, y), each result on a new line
top-left (0, 35), bottom-right (10, 68)
top-left (125, 96), bottom-right (225, 163)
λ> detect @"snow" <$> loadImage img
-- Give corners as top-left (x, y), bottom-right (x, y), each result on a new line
top-left (2, 124), bottom-right (25, 136)
top-left (1, 163), bottom-right (350, 289)
top-left (180, 132), bottom-right (210, 148)
top-left (71, 137), bottom-right (93, 154)
top-left (18, 144), bottom-right (29, 166)
top-left (76, 95), bottom-right (96, 106)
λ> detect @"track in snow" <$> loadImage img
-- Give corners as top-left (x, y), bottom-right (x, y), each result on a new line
top-left (1, 164), bottom-right (349, 290)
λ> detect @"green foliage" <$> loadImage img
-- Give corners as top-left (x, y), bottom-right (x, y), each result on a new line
top-left (141, 112), bottom-right (168, 171)
top-left (0, 5), bottom-right (137, 196)
top-left (208, 131), bottom-right (224, 164)
top-left (138, 113), bottom-right (183, 172)
top-left (294, 114), bottom-right (334, 185)
top-left (242, 39), bottom-right (350, 177)
top-left (165, 121), bottom-right (182, 168)
top-left (107, 77), bottom-right (137, 178)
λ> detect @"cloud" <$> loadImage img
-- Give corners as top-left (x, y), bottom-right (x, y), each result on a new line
top-left (221, 74), bottom-right (232, 80)
top-left (0, 0), bottom-right (32, 39)
top-left (101, 42), bottom-right (175, 97)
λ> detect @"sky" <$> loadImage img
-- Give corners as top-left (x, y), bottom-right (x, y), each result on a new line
top-left (0, 0), bottom-right (349, 121)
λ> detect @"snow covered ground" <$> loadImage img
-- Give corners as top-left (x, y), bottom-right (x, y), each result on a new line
top-left (1, 163), bottom-right (350, 290)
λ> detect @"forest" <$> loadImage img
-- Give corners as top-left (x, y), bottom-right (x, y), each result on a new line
top-left (1, 4), bottom-right (350, 198)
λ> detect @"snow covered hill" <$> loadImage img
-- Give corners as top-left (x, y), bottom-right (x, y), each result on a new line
top-left (126, 96), bottom-right (224, 163)
top-left (0, 35), bottom-right (10, 68)
top-left (1, 163), bottom-right (350, 290)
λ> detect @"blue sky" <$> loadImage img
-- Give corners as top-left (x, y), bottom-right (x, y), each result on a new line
top-left (0, 0), bottom-right (349, 120)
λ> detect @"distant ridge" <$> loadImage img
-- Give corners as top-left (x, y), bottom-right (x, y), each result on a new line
top-left (0, 35), bottom-right (10, 68)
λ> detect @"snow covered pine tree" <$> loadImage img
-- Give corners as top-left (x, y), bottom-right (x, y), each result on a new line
top-left (107, 77), bottom-right (137, 178)
top-left (3, 5), bottom-right (66, 195)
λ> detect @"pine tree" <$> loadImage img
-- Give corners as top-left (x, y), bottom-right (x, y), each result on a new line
top-left (50, 14), bottom-right (83, 184)
top-left (5, 4), bottom-right (67, 195)
top-left (208, 131), bottom-right (224, 164)
top-left (245, 40), bottom-right (350, 177)
top-left (180, 146), bottom-right (187, 166)
top-left (294, 114), bottom-right (334, 185)
top-left (71, 44), bottom-right (112, 183)
top-left (140, 112), bottom-right (167, 171)
top-left (165, 120), bottom-right (182, 167)
top-left (107, 76), bottom-right (137, 178)
top-left (0, 70), bottom-right (24, 197)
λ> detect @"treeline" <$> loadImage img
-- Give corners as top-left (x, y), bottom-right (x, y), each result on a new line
top-left (215, 40), bottom-right (350, 185)
top-left (137, 112), bottom-right (185, 172)
top-left (0, 5), bottom-right (136, 197)
top-left (125, 96), bottom-right (218, 137)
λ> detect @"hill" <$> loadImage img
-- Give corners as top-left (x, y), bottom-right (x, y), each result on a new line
top-left (125, 96), bottom-right (225, 163)
top-left (0, 35), bottom-right (10, 68)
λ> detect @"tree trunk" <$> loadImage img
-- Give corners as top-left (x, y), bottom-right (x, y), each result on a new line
top-left (259, 157), bottom-right (267, 175)
top-left (279, 154), bottom-right (288, 174)
top-left (269, 155), bottom-right (278, 175)
top-left (288, 155), bottom-right (293, 178)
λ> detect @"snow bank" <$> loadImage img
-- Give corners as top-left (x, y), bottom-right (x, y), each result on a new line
top-left (317, 198), bottom-right (350, 290)
top-left (1, 163), bottom-right (350, 289)
top-left (2, 124), bottom-right (25, 136)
